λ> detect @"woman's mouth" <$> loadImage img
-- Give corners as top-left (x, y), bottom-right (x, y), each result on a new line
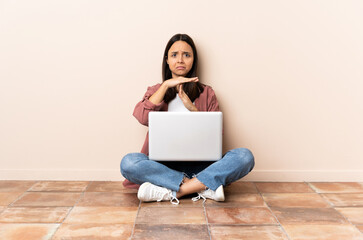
top-left (176, 67), bottom-right (185, 70)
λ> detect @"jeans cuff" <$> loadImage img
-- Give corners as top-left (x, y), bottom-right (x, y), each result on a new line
top-left (195, 174), bottom-right (221, 191)
top-left (174, 172), bottom-right (187, 192)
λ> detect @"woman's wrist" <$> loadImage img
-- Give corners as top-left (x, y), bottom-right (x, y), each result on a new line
top-left (190, 105), bottom-right (198, 112)
top-left (149, 82), bottom-right (169, 104)
top-left (161, 80), bottom-right (170, 89)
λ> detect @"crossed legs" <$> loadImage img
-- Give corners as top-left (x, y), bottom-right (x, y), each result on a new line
top-left (121, 148), bottom-right (255, 200)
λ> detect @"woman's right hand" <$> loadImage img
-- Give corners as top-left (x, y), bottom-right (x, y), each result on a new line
top-left (149, 77), bottom-right (198, 105)
top-left (163, 77), bottom-right (199, 89)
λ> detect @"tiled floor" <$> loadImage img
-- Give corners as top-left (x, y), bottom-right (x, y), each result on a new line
top-left (0, 181), bottom-right (362, 239)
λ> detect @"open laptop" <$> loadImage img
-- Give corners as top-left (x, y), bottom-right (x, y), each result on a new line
top-left (148, 112), bottom-right (223, 161)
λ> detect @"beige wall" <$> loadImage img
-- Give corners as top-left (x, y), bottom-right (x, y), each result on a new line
top-left (1, 0), bottom-right (362, 181)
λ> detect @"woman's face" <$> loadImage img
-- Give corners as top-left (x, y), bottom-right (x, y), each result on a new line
top-left (167, 41), bottom-right (194, 78)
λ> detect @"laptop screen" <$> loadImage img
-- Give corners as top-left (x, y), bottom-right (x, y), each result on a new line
top-left (148, 112), bottom-right (223, 161)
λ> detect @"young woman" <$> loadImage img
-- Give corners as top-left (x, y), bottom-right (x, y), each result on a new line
top-left (121, 34), bottom-right (254, 205)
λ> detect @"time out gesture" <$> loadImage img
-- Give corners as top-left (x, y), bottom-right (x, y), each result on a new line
top-left (149, 76), bottom-right (199, 111)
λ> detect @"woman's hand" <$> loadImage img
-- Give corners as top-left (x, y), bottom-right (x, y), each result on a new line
top-left (177, 84), bottom-right (198, 112)
top-left (163, 77), bottom-right (198, 89)
top-left (149, 77), bottom-right (198, 105)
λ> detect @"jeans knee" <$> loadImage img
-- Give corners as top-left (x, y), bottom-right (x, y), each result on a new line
top-left (120, 153), bottom-right (144, 178)
top-left (234, 148), bottom-right (255, 171)
top-left (120, 154), bottom-right (130, 178)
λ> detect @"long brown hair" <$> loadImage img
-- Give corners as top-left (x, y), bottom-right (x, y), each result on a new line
top-left (162, 34), bottom-right (204, 103)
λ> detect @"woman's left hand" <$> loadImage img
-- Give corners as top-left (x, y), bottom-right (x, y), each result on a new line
top-left (177, 84), bottom-right (198, 112)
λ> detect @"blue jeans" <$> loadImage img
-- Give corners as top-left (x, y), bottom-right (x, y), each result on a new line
top-left (120, 148), bottom-right (254, 191)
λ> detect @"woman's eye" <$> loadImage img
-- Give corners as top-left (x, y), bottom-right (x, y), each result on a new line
top-left (185, 53), bottom-right (190, 57)
top-left (171, 53), bottom-right (176, 57)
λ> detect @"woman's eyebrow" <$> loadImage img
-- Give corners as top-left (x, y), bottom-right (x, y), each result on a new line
top-left (170, 51), bottom-right (192, 54)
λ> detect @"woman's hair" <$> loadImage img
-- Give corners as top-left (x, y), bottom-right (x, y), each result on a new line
top-left (162, 33), bottom-right (204, 103)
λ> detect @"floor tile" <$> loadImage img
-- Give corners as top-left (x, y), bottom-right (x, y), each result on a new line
top-left (136, 207), bottom-right (206, 224)
top-left (262, 193), bottom-right (330, 208)
top-left (0, 192), bottom-right (23, 206)
top-left (255, 182), bottom-right (314, 193)
top-left (0, 223), bottom-right (59, 240)
top-left (322, 193), bottom-right (363, 207)
top-left (271, 207), bottom-right (347, 224)
top-left (0, 181), bottom-right (36, 192)
top-left (206, 207), bottom-right (277, 225)
top-left (140, 198), bottom-right (203, 207)
top-left (29, 181), bottom-right (89, 192)
top-left (64, 207), bottom-right (138, 224)
top-left (52, 223), bottom-right (134, 239)
top-left (210, 225), bottom-right (289, 240)
top-left (356, 225), bottom-right (363, 233)
top-left (77, 192), bottom-right (139, 207)
top-left (86, 181), bottom-right (137, 193)
top-left (0, 207), bottom-right (70, 223)
top-left (133, 224), bottom-right (209, 240)
top-left (2, 180), bottom-right (361, 239)
top-left (309, 182), bottom-right (363, 193)
top-left (282, 224), bottom-right (363, 240)
top-left (224, 182), bottom-right (258, 194)
top-left (205, 193), bottom-right (266, 207)
top-left (12, 192), bottom-right (82, 207)
top-left (336, 207), bottom-right (363, 225)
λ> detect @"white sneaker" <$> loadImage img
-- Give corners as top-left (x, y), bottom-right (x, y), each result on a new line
top-left (192, 185), bottom-right (225, 203)
top-left (137, 182), bottom-right (179, 205)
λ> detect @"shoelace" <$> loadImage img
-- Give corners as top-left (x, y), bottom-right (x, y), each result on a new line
top-left (170, 195), bottom-right (180, 205)
top-left (192, 193), bottom-right (207, 203)
top-left (155, 189), bottom-right (180, 205)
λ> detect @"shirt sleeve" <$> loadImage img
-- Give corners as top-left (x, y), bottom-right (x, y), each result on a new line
top-left (205, 86), bottom-right (224, 135)
top-left (133, 84), bottom-right (165, 126)
top-left (207, 87), bottom-right (220, 112)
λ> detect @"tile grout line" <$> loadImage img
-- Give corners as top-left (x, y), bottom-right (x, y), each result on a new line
top-left (332, 205), bottom-right (363, 233)
top-left (307, 181), bottom-right (363, 205)
top-left (306, 181), bottom-right (363, 232)
top-left (254, 182), bottom-right (293, 240)
top-left (1, 180), bottom-right (76, 237)
top-left (207, 223), bottom-right (291, 226)
top-left (305, 181), bottom-right (317, 193)
top-left (202, 200), bottom-right (212, 240)
top-left (7, 180), bottom-right (40, 208)
top-left (0, 207), bottom-right (4, 215)
top-left (306, 181), bottom-right (336, 209)
top-left (49, 181), bottom-right (93, 239)
top-left (129, 200), bottom-right (142, 240)
top-left (0, 181), bottom-right (40, 224)
top-left (83, 181), bottom-right (93, 192)
top-left (2, 181), bottom-right (362, 238)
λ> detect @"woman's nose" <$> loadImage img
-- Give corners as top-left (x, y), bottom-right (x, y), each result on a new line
top-left (177, 56), bottom-right (184, 63)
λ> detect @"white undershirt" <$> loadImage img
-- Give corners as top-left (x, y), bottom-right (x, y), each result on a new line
top-left (168, 94), bottom-right (191, 112)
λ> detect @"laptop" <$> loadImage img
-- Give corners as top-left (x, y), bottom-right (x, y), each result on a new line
top-left (148, 112), bottom-right (223, 161)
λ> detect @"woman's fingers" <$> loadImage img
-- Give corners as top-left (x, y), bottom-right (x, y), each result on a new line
top-left (178, 84), bottom-right (183, 96)
top-left (177, 84), bottom-right (182, 93)
top-left (165, 77), bottom-right (198, 88)
top-left (178, 85), bottom-right (185, 98)
top-left (189, 77), bottom-right (199, 82)
top-left (180, 86), bottom-right (190, 103)
top-left (178, 85), bottom-right (197, 111)
top-left (181, 77), bottom-right (198, 83)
